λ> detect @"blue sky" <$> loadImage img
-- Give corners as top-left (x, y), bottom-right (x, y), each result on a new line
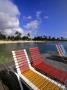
top-left (14, 0), bottom-right (67, 37)
top-left (5, 0), bottom-right (67, 37)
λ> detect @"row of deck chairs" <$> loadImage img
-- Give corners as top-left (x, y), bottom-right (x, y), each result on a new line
top-left (12, 48), bottom-right (67, 90)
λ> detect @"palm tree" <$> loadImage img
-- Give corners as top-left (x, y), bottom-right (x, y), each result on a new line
top-left (15, 31), bottom-right (21, 40)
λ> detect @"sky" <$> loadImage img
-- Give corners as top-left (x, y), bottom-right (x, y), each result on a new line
top-left (0, 0), bottom-right (67, 38)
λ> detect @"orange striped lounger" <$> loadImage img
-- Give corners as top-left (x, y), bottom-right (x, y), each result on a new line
top-left (12, 49), bottom-right (65, 90)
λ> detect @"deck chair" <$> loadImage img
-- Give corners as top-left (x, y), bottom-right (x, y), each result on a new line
top-left (56, 44), bottom-right (66, 57)
top-left (29, 47), bottom-right (67, 86)
top-left (12, 49), bottom-right (64, 90)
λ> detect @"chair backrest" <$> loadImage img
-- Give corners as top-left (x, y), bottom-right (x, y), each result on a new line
top-left (29, 47), bottom-right (44, 65)
top-left (12, 50), bottom-right (29, 73)
top-left (60, 44), bottom-right (67, 56)
top-left (56, 44), bottom-right (63, 56)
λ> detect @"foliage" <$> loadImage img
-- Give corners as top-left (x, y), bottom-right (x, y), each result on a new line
top-left (0, 32), bottom-right (67, 41)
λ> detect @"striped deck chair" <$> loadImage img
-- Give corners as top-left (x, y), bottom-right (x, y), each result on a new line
top-left (12, 49), bottom-right (64, 90)
top-left (56, 44), bottom-right (66, 57)
top-left (29, 47), bottom-right (67, 86)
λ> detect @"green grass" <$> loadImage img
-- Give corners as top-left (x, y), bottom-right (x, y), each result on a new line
top-left (0, 53), bottom-right (13, 64)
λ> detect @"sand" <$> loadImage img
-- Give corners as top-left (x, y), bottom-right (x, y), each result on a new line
top-left (0, 40), bottom-right (46, 44)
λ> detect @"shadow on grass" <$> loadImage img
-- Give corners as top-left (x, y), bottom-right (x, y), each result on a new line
top-left (0, 70), bottom-right (21, 90)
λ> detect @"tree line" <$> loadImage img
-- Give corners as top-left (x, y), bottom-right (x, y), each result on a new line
top-left (0, 31), bottom-right (67, 41)
top-left (0, 32), bottom-right (30, 40)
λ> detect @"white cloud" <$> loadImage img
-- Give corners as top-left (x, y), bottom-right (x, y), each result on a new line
top-left (36, 11), bottom-right (48, 21)
top-left (36, 11), bottom-right (42, 18)
top-left (23, 16), bottom-right (32, 20)
top-left (36, 11), bottom-right (42, 21)
top-left (0, 0), bottom-right (24, 36)
top-left (0, 0), bottom-right (20, 16)
top-left (44, 16), bottom-right (48, 19)
top-left (24, 20), bottom-right (40, 30)
top-left (61, 32), bottom-right (67, 38)
top-left (27, 16), bottom-right (32, 19)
